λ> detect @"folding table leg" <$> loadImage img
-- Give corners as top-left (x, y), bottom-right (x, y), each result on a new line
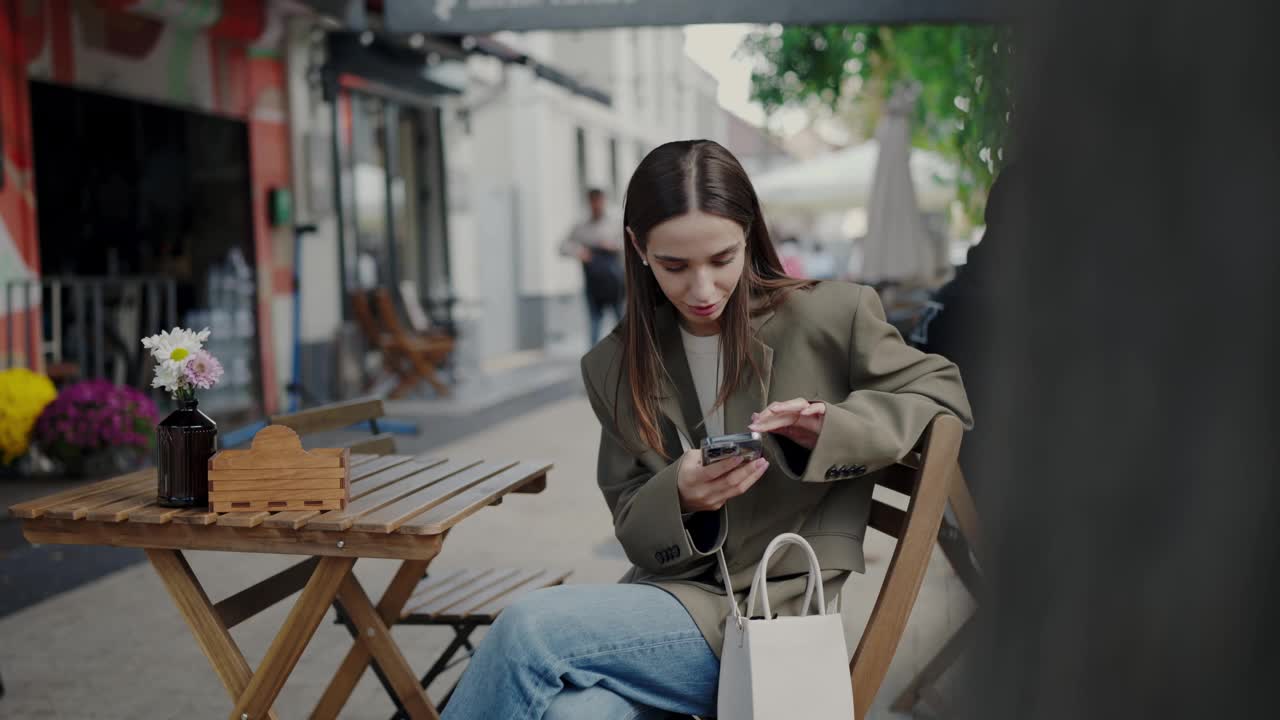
top-left (313, 559), bottom-right (433, 720)
top-left (230, 556), bottom-right (356, 720)
top-left (333, 570), bottom-right (438, 719)
top-left (145, 549), bottom-right (280, 720)
top-left (333, 602), bottom-right (410, 719)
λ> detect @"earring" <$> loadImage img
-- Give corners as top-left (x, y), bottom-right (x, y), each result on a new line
top-left (642, 259), bottom-right (649, 267)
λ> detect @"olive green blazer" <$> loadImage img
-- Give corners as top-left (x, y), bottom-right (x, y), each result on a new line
top-left (580, 281), bottom-right (973, 656)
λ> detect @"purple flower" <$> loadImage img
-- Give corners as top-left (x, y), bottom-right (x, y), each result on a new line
top-left (182, 350), bottom-right (224, 391)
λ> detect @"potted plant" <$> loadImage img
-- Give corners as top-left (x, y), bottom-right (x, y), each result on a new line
top-left (33, 379), bottom-right (159, 478)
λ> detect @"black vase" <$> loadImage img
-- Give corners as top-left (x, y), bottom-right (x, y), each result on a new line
top-left (156, 398), bottom-right (218, 508)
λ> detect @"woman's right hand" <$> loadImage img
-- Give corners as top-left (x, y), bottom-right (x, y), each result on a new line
top-left (676, 450), bottom-right (770, 513)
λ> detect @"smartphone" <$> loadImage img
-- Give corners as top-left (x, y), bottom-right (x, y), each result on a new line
top-left (701, 431), bottom-right (764, 466)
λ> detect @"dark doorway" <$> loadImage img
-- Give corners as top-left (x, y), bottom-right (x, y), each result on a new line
top-left (30, 81), bottom-right (262, 421)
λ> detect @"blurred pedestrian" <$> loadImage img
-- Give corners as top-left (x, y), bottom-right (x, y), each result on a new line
top-left (561, 187), bottom-right (624, 346)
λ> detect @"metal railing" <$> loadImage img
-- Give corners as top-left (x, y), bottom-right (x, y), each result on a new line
top-left (3, 275), bottom-right (177, 384)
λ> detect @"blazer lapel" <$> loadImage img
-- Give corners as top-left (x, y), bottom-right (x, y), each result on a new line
top-left (656, 305), bottom-right (708, 448)
top-left (725, 309), bottom-right (775, 437)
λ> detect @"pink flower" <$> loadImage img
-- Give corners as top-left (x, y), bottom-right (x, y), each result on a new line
top-left (182, 350), bottom-right (224, 390)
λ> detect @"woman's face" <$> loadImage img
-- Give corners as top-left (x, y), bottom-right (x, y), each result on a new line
top-left (636, 210), bottom-right (747, 336)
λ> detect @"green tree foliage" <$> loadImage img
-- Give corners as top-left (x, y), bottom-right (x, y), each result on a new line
top-left (740, 24), bottom-right (1015, 223)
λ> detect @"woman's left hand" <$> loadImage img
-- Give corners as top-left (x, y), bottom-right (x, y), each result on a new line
top-left (748, 398), bottom-right (826, 450)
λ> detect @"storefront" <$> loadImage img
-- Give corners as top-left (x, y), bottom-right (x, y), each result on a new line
top-left (0, 0), bottom-right (293, 421)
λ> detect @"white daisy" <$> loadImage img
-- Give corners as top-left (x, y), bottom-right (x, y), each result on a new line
top-left (151, 360), bottom-right (184, 394)
top-left (141, 327), bottom-right (210, 365)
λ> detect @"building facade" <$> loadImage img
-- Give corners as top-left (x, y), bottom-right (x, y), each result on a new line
top-left (443, 27), bottom-right (728, 363)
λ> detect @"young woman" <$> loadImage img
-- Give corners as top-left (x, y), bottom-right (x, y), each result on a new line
top-left (441, 140), bottom-right (972, 719)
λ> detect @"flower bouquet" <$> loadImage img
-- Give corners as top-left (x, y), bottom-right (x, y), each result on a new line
top-left (34, 380), bottom-right (159, 477)
top-left (141, 327), bottom-right (223, 507)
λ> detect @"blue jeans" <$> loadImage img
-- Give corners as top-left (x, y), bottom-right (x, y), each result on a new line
top-left (440, 584), bottom-right (720, 720)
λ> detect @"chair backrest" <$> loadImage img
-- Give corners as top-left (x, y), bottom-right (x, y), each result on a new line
top-left (398, 280), bottom-right (433, 334)
top-left (268, 398), bottom-right (397, 455)
top-left (848, 414), bottom-right (965, 719)
top-left (350, 291), bottom-right (383, 345)
top-left (372, 287), bottom-right (412, 341)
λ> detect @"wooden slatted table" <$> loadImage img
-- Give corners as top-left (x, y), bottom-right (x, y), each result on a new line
top-left (7, 452), bottom-right (552, 720)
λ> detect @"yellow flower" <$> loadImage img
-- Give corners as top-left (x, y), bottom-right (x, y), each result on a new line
top-left (0, 368), bottom-right (57, 464)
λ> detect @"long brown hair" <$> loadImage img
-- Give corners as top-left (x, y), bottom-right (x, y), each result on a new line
top-left (620, 140), bottom-right (813, 456)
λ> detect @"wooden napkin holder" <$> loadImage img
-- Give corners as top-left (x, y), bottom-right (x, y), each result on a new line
top-left (208, 425), bottom-right (350, 512)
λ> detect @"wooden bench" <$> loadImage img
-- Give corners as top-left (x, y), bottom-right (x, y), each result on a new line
top-left (270, 398), bottom-right (568, 712)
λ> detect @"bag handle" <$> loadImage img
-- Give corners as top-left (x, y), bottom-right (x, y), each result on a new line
top-left (718, 533), bottom-right (827, 624)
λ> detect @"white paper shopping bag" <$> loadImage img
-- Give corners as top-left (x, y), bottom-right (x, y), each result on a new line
top-left (716, 533), bottom-right (854, 720)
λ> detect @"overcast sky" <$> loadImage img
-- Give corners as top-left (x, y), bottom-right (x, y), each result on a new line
top-left (682, 24), bottom-right (809, 135)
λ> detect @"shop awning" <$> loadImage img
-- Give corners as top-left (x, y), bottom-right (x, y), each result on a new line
top-left (383, 0), bottom-right (1006, 34)
top-left (325, 31), bottom-right (611, 106)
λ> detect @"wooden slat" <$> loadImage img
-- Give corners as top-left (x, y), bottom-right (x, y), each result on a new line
top-left (268, 398), bottom-right (384, 436)
top-left (44, 475), bottom-right (156, 520)
top-left (214, 558), bottom-right (320, 630)
top-left (128, 503), bottom-right (188, 525)
top-left (260, 510), bottom-right (323, 531)
top-left (404, 568), bottom-right (469, 603)
top-left (406, 568), bottom-right (521, 618)
top-left (210, 467), bottom-right (347, 483)
top-left (217, 511), bottom-right (272, 528)
top-left (432, 568), bottom-right (572, 622)
top-left (397, 462), bottom-right (550, 535)
top-left (350, 455), bottom-right (420, 482)
top-left (209, 489), bottom-right (348, 503)
top-left (171, 508), bottom-right (218, 525)
top-left (350, 461), bottom-right (515, 533)
top-left (306, 459), bottom-right (490, 532)
top-left (22, 517), bottom-right (446, 561)
top-left (257, 456), bottom-right (427, 530)
top-left (348, 457), bottom-right (450, 497)
top-left (349, 454), bottom-right (378, 467)
top-left (463, 569), bottom-right (574, 620)
top-left (346, 433), bottom-right (396, 456)
top-left (84, 487), bottom-right (163, 522)
top-left (210, 478), bottom-right (345, 493)
top-left (406, 568), bottom-right (492, 609)
top-left (210, 446), bottom-right (345, 471)
top-left (8, 470), bottom-right (153, 519)
top-left (213, 499), bottom-right (343, 513)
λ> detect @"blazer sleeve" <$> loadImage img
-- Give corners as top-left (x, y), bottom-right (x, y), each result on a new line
top-left (781, 285), bottom-right (973, 483)
top-left (581, 360), bottom-right (728, 574)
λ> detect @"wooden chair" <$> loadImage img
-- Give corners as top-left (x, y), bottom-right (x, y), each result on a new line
top-left (268, 398), bottom-right (569, 713)
top-left (848, 413), bottom-right (965, 718)
top-left (349, 290), bottom-right (452, 399)
top-left (371, 288), bottom-right (454, 397)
